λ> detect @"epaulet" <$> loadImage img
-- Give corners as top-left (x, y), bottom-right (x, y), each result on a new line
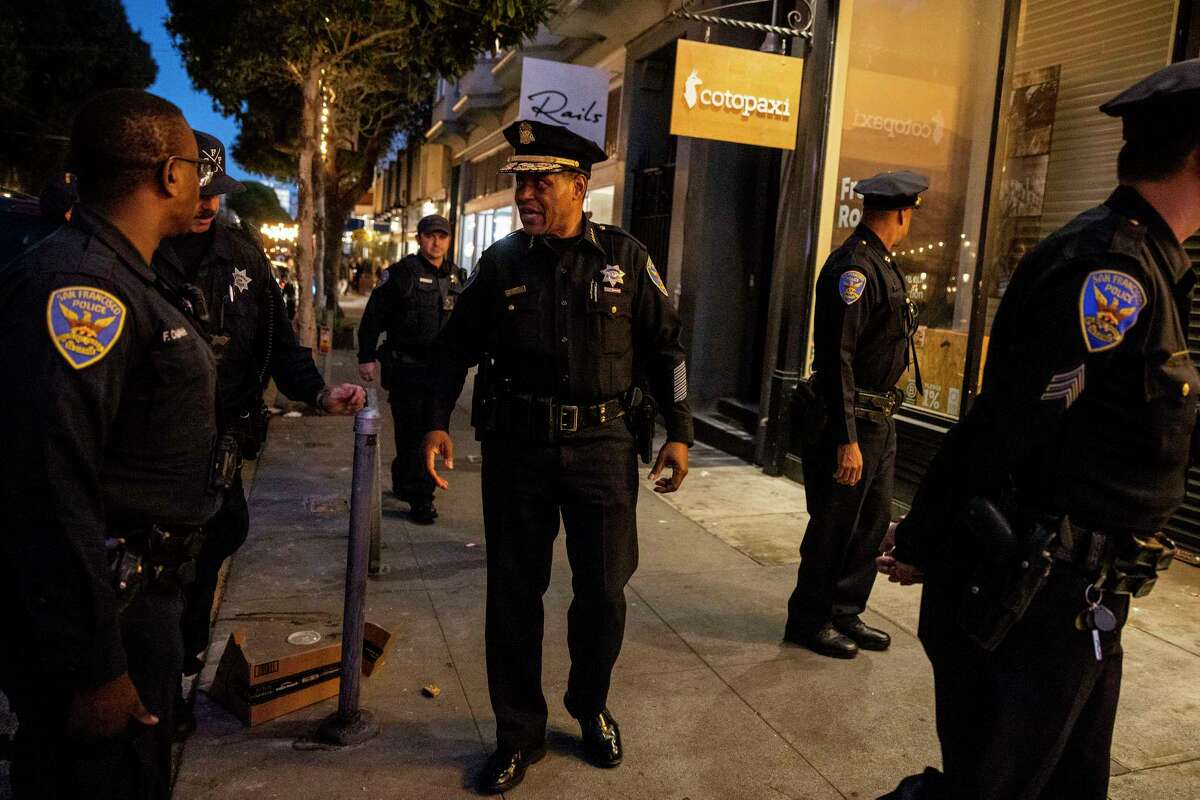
top-left (595, 223), bottom-right (647, 252)
top-left (237, 218), bottom-right (266, 251)
top-left (1107, 214), bottom-right (1149, 261)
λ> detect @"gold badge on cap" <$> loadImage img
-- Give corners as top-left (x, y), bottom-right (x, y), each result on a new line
top-left (519, 122), bottom-right (534, 145)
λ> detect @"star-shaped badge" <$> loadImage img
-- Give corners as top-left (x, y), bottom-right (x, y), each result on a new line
top-left (232, 268), bottom-right (252, 294)
top-left (600, 264), bottom-right (625, 287)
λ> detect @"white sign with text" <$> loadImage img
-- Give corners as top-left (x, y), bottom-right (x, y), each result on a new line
top-left (518, 57), bottom-right (609, 148)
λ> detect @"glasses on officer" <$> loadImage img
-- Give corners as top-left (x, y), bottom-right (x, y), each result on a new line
top-left (167, 155), bottom-right (216, 189)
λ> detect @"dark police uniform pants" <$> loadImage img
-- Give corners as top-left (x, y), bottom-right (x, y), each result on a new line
top-left (917, 568), bottom-right (1125, 800)
top-left (5, 581), bottom-right (184, 800)
top-left (389, 387), bottom-right (436, 504)
top-left (181, 470), bottom-right (250, 663)
top-left (480, 426), bottom-right (639, 751)
top-left (786, 416), bottom-right (896, 635)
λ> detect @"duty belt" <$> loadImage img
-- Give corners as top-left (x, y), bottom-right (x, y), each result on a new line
top-left (853, 388), bottom-right (900, 421)
top-left (1049, 517), bottom-right (1176, 597)
top-left (496, 393), bottom-right (625, 440)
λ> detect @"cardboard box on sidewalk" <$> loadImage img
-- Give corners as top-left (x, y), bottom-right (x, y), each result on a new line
top-left (210, 621), bottom-right (393, 727)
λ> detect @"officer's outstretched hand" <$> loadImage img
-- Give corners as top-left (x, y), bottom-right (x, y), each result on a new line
top-left (66, 672), bottom-right (157, 739)
top-left (320, 383), bottom-right (366, 415)
top-left (834, 442), bottom-right (864, 486)
top-left (649, 441), bottom-right (689, 493)
top-left (423, 430), bottom-right (454, 490)
top-left (876, 550), bottom-right (924, 586)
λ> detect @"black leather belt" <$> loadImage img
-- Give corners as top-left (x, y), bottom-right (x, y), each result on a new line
top-left (553, 398), bottom-right (625, 432)
top-left (1049, 517), bottom-right (1176, 596)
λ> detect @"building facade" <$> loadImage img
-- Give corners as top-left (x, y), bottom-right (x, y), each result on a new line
top-left (372, 0), bottom-right (1200, 552)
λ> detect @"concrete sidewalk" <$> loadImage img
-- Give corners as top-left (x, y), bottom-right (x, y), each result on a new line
top-left (172, 351), bottom-right (1200, 800)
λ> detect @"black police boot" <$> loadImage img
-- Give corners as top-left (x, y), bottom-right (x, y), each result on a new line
top-left (834, 616), bottom-right (891, 651)
top-left (801, 622), bottom-right (859, 659)
top-left (173, 685), bottom-right (197, 742)
top-left (409, 500), bottom-right (438, 525)
top-left (475, 746), bottom-right (546, 794)
top-left (579, 709), bottom-right (623, 768)
top-left (877, 767), bottom-right (946, 799)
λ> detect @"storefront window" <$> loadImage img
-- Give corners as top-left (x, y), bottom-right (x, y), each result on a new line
top-left (585, 185), bottom-right (615, 225)
top-left (458, 205), bottom-right (515, 273)
top-left (820, 0), bottom-right (1006, 418)
top-left (980, 0), bottom-right (1179, 375)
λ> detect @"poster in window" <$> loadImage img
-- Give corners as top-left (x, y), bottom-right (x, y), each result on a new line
top-left (999, 67), bottom-right (1061, 218)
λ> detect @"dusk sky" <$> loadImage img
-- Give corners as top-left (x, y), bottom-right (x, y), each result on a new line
top-left (122, 0), bottom-right (255, 182)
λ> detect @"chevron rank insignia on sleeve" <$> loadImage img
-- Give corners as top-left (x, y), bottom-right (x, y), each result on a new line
top-left (1040, 364), bottom-right (1085, 408)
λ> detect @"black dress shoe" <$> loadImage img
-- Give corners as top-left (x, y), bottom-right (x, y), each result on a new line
top-left (410, 501), bottom-right (438, 525)
top-left (834, 616), bottom-right (891, 651)
top-left (476, 746), bottom-right (546, 794)
top-left (579, 709), bottom-right (623, 767)
top-left (173, 693), bottom-right (196, 742)
top-left (802, 622), bottom-right (859, 659)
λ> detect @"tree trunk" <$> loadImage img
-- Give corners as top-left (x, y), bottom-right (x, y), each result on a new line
top-left (314, 146), bottom-right (327, 328)
top-left (293, 61), bottom-right (321, 347)
top-left (323, 187), bottom-right (350, 321)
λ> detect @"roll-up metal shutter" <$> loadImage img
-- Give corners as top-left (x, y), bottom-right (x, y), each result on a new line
top-left (1165, 240), bottom-right (1200, 555)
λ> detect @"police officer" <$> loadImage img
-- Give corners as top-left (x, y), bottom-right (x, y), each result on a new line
top-left (783, 171), bottom-right (926, 659)
top-left (0, 89), bottom-right (217, 798)
top-left (422, 120), bottom-right (692, 794)
top-left (357, 213), bottom-right (467, 524)
top-left (877, 61), bottom-right (1200, 800)
top-left (154, 131), bottom-right (365, 734)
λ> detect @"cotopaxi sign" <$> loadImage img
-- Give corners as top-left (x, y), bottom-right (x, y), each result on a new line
top-left (670, 39), bottom-right (804, 150)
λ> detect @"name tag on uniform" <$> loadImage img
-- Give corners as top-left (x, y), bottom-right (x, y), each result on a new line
top-left (162, 327), bottom-right (189, 343)
top-left (603, 286), bottom-right (622, 294)
top-left (419, 277), bottom-right (434, 285)
top-left (504, 285), bottom-right (527, 297)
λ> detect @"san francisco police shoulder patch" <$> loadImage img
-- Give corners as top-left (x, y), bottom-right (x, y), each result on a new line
top-left (838, 270), bottom-right (867, 305)
top-left (646, 256), bottom-right (669, 298)
top-left (46, 286), bottom-right (127, 369)
top-left (1079, 270), bottom-right (1146, 353)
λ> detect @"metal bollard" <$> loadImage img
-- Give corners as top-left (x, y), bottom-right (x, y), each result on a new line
top-left (314, 394), bottom-right (381, 746)
top-left (368, 393), bottom-right (384, 575)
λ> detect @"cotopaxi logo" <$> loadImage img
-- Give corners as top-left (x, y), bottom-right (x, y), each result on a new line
top-left (851, 109), bottom-right (945, 145)
top-left (682, 69), bottom-right (792, 119)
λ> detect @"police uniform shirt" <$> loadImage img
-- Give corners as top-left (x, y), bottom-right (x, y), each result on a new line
top-left (0, 207), bottom-right (220, 687)
top-left (430, 216), bottom-right (693, 444)
top-left (812, 223), bottom-right (911, 444)
top-left (896, 186), bottom-right (1198, 568)
top-left (357, 252), bottom-right (467, 375)
top-left (156, 220), bottom-right (325, 422)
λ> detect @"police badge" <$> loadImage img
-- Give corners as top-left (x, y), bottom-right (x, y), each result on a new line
top-left (519, 121), bottom-right (535, 145)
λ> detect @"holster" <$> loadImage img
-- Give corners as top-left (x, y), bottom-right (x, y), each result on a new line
top-left (108, 524), bottom-right (205, 614)
top-left (625, 387), bottom-right (657, 465)
top-left (956, 497), bottom-right (1055, 652)
top-left (790, 377), bottom-right (827, 444)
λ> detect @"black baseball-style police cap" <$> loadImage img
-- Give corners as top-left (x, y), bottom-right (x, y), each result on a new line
top-left (194, 130), bottom-right (245, 198)
top-left (1100, 58), bottom-right (1200, 142)
top-left (854, 170), bottom-right (929, 210)
top-left (499, 120), bottom-right (609, 178)
top-left (417, 214), bottom-right (451, 235)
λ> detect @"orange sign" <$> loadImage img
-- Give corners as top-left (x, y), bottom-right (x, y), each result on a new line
top-left (670, 39), bottom-right (804, 150)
